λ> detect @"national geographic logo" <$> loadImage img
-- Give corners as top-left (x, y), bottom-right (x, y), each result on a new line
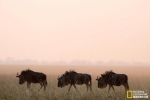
top-left (127, 90), bottom-right (148, 99)
top-left (127, 90), bottom-right (133, 98)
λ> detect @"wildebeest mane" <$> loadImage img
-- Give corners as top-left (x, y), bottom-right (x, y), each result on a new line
top-left (20, 69), bottom-right (34, 75)
top-left (61, 70), bottom-right (77, 77)
top-left (101, 70), bottom-right (116, 77)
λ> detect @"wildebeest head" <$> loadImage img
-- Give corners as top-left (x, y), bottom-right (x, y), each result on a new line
top-left (96, 76), bottom-right (107, 88)
top-left (16, 72), bottom-right (26, 84)
top-left (57, 75), bottom-right (70, 88)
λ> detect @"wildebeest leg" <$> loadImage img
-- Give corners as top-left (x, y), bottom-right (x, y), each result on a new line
top-left (86, 84), bottom-right (89, 92)
top-left (123, 83), bottom-right (129, 97)
top-left (108, 85), bottom-right (111, 93)
top-left (68, 84), bottom-right (72, 92)
top-left (90, 85), bottom-right (92, 91)
top-left (111, 85), bottom-right (115, 91)
top-left (27, 82), bottom-right (31, 95)
top-left (126, 83), bottom-right (129, 90)
top-left (89, 76), bottom-right (92, 91)
top-left (108, 85), bottom-right (115, 93)
top-left (123, 83), bottom-right (129, 93)
top-left (39, 82), bottom-right (43, 91)
top-left (44, 84), bottom-right (46, 92)
top-left (111, 85), bottom-right (116, 95)
top-left (73, 84), bottom-right (77, 91)
top-left (88, 83), bottom-right (92, 92)
top-left (43, 81), bottom-right (47, 92)
top-left (27, 82), bottom-right (30, 89)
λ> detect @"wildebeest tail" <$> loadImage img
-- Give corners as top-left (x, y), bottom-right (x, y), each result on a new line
top-left (45, 75), bottom-right (47, 86)
top-left (45, 80), bottom-right (47, 86)
top-left (125, 75), bottom-right (129, 90)
top-left (89, 75), bottom-right (92, 86)
top-left (43, 75), bottom-right (47, 86)
top-left (89, 75), bottom-right (92, 91)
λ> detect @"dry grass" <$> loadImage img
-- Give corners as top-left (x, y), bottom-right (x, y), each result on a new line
top-left (0, 75), bottom-right (149, 100)
top-left (0, 65), bottom-right (150, 100)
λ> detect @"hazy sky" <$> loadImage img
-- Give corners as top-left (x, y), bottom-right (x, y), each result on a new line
top-left (0, 0), bottom-right (150, 63)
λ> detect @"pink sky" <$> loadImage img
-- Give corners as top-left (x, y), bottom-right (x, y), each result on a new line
top-left (0, 0), bottom-right (150, 63)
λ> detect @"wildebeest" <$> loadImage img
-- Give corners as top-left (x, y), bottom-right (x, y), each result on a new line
top-left (16, 69), bottom-right (47, 91)
top-left (96, 70), bottom-right (129, 93)
top-left (58, 70), bottom-right (92, 92)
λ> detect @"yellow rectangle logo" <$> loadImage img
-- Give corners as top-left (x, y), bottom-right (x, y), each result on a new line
top-left (127, 90), bottom-right (133, 98)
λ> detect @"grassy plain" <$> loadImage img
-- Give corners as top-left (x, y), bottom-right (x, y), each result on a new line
top-left (0, 65), bottom-right (149, 100)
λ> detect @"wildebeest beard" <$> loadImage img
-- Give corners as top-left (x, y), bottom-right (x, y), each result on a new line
top-left (58, 76), bottom-right (71, 88)
top-left (98, 77), bottom-right (107, 88)
top-left (18, 75), bottom-right (26, 84)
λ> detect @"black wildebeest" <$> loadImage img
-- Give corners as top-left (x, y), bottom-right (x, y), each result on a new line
top-left (58, 70), bottom-right (92, 92)
top-left (96, 70), bottom-right (129, 93)
top-left (16, 69), bottom-right (47, 91)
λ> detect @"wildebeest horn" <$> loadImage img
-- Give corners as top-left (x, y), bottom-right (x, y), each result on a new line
top-left (96, 76), bottom-right (98, 80)
top-left (16, 72), bottom-right (20, 77)
top-left (101, 74), bottom-right (103, 77)
top-left (57, 76), bottom-right (59, 80)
